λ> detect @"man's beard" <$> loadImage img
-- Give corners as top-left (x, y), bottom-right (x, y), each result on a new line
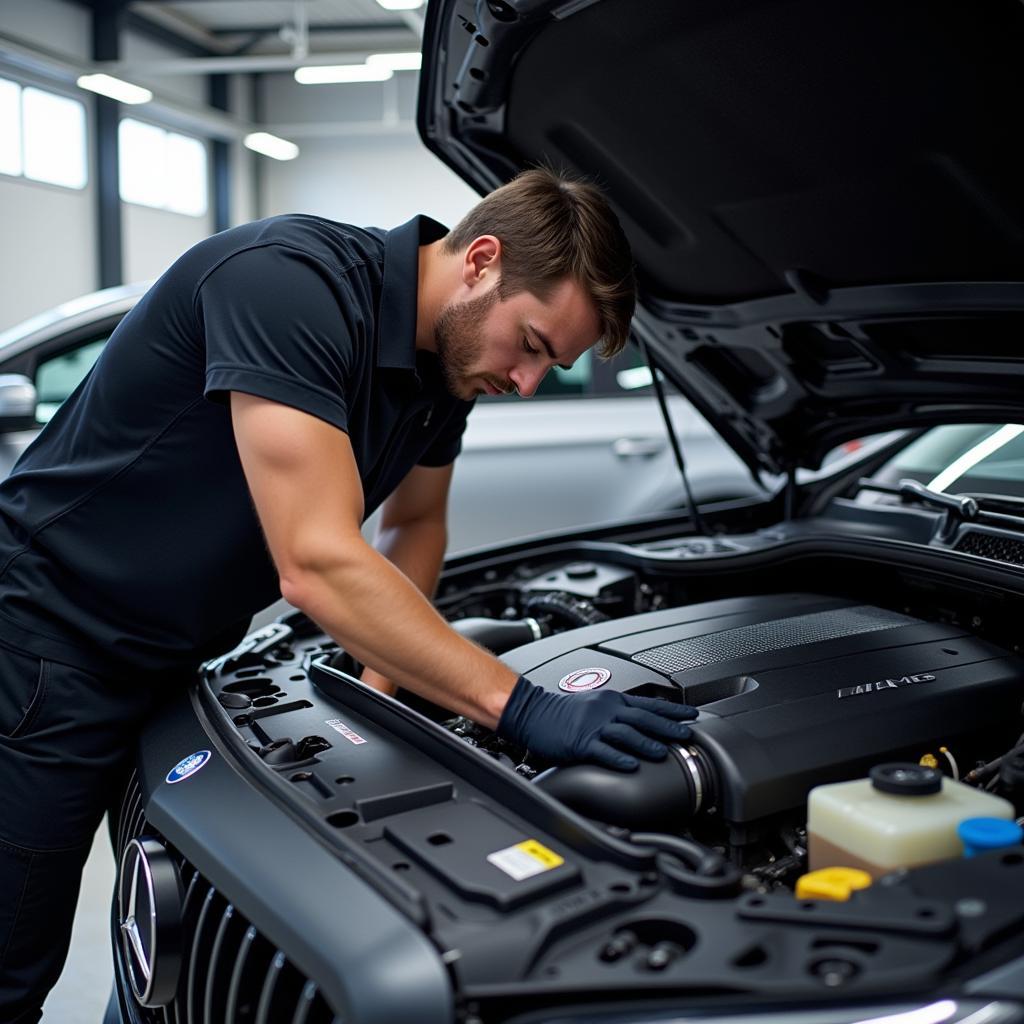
top-left (433, 285), bottom-right (511, 400)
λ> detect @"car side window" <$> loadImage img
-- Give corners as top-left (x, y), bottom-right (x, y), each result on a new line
top-left (483, 345), bottom-right (652, 400)
top-left (871, 423), bottom-right (1024, 498)
top-left (34, 337), bottom-right (107, 423)
top-left (535, 349), bottom-right (592, 397)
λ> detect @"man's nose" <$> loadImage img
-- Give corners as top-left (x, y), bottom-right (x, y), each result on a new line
top-left (510, 363), bottom-right (547, 398)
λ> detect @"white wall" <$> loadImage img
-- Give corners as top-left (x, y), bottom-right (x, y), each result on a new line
top-left (0, 0), bottom-right (91, 59)
top-left (0, 1), bottom-right (257, 330)
top-left (1, 0), bottom-right (97, 331)
top-left (123, 201), bottom-right (213, 283)
top-left (0, 60), bottom-right (97, 333)
top-left (0, 170), bottom-right (98, 333)
top-left (0, 5), bottom-right (479, 334)
top-left (260, 130), bottom-right (480, 229)
top-left (257, 71), bottom-right (479, 229)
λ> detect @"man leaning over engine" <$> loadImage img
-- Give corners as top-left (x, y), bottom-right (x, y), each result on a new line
top-left (0, 169), bottom-right (696, 1021)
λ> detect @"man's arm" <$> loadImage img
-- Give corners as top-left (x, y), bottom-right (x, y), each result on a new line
top-left (230, 392), bottom-right (515, 728)
top-left (361, 462), bottom-right (454, 696)
top-left (230, 392), bottom-right (698, 767)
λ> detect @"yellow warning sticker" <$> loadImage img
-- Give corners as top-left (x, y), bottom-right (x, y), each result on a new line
top-left (516, 840), bottom-right (564, 868)
top-left (487, 839), bottom-right (565, 881)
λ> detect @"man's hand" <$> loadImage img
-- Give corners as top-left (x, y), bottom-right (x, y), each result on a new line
top-left (498, 676), bottom-right (699, 771)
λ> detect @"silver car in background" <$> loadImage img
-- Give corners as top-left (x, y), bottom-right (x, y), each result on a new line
top-left (0, 285), bottom-right (760, 551)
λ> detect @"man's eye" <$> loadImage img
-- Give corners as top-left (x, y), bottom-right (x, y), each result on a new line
top-left (522, 337), bottom-right (538, 355)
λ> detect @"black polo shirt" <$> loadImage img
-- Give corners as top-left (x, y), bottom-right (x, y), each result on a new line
top-left (0, 214), bottom-right (473, 677)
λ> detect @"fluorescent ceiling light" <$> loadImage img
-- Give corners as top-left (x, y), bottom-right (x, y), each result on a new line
top-left (294, 63), bottom-right (393, 85)
top-left (77, 73), bottom-right (152, 105)
top-left (243, 132), bottom-right (299, 161)
top-left (366, 52), bottom-right (422, 72)
top-left (374, 0), bottom-right (424, 9)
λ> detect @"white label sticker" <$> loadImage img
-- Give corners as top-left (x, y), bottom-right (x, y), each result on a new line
top-left (324, 719), bottom-right (366, 744)
top-left (486, 840), bottom-right (564, 881)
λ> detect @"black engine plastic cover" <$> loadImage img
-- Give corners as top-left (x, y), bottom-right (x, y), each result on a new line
top-left (503, 593), bottom-right (1024, 823)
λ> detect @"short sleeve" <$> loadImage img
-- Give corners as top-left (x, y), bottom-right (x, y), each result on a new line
top-left (417, 401), bottom-right (474, 467)
top-left (197, 244), bottom-right (360, 432)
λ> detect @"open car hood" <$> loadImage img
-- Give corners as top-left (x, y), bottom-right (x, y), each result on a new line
top-left (418, 0), bottom-right (1024, 474)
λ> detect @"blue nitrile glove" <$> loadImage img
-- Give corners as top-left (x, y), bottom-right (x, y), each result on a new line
top-left (497, 675), bottom-right (699, 772)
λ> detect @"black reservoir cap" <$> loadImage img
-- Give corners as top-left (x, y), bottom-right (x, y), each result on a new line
top-left (870, 762), bottom-right (942, 796)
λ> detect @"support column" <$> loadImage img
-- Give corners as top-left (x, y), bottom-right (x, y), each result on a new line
top-left (208, 74), bottom-right (230, 232)
top-left (92, 0), bottom-right (126, 288)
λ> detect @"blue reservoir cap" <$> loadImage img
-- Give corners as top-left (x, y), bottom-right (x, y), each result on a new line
top-left (958, 817), bottom-right (1023, 858)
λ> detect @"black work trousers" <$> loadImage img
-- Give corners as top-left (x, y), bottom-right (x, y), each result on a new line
top-left (0, 638), bottom-right (156, 1024)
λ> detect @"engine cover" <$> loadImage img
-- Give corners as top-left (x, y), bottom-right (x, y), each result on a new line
top-left (504, 593), bottom-right (1024, 823)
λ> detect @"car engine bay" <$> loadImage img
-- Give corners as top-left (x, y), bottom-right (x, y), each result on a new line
top-left (428, 541), bottom-right (1024, 889)
top-left (164, 502), bottom-right (1024, 1016)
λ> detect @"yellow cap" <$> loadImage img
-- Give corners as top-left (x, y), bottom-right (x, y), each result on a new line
top-left (919, 753), bottom-right (939, 769)
top-left (795, 867), bottom-right (873, 902)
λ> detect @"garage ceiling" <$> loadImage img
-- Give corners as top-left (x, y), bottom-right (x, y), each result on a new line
top-left (100, 0), bottom-right (423, 63)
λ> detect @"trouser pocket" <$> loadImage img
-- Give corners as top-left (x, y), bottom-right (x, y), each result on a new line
top-left (0, 643), bottom-right (46, 741)
top-left (0, 645), bottom-right (156, 852)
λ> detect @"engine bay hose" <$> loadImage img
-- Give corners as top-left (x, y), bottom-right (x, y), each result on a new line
top-left (451, 616), bottom-right (546, 654)
top-left (631, 831), bottom-right (743, 898)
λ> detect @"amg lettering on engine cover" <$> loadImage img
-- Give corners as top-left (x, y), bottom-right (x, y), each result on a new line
top-left (837, 673), bottom-right (936, 699)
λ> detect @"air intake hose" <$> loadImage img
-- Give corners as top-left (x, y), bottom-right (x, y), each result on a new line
top-left (535, 743), bottom-right (716, 834)
top-left (451, 616), bottom-right (547, 654)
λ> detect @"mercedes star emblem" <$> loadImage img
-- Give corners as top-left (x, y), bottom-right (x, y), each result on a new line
top-left (117, 836), bottom-right (185, 1007)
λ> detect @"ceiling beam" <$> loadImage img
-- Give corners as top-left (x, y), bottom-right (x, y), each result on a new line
top-left (123, 9), bottom-right (221, 57)
top-left (205, 21), bottom-right (409, 37)
top-left (93, 50), bottom-right (422, 75)
top-left (126, 2), bottom-right (239, 55)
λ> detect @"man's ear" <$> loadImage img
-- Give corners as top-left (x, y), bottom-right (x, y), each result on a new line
top-left (462, 235), bottom-right (502, 287)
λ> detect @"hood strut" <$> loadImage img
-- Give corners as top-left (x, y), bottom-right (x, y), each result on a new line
top-left (637, 334), bottom-right (708, 537)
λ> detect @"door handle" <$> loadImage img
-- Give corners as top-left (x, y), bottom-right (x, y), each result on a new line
top-left (613, 437), bottom-right (665, 458)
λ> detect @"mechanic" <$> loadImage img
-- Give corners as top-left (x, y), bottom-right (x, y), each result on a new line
top-left (0, 168), bottom-right (697, 1021)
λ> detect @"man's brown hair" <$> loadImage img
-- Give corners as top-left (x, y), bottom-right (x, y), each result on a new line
top-left (441, 168), bottom-right (636, 358)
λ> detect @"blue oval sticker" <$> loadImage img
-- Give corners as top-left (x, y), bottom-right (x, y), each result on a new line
top-left (166, 750), bottom-right (212, 785)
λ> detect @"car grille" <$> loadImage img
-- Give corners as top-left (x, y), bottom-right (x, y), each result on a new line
top-left (114, 773), bottom-right (339, 1024)
top-left (954, 530), bottom-right (1024, 566)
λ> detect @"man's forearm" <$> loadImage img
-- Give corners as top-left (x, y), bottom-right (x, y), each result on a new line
top-left (373, 516), bottom-right (447, 601)
top-left (360, 517), bottom-right (448, 695)
top-left (282, 532), bottom-right (516, 728)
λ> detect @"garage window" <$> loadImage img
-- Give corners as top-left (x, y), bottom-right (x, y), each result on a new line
top-left (0, 77), bottom-right (88, 189)
top-left (119, 117), bottom-right (208, 216)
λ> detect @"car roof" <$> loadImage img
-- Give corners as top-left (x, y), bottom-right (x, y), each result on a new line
top-left (0, 283), bottom-right (150, 359)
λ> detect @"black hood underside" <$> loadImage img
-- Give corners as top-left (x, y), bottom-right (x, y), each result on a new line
top-left (419, 0), bottom-right (1024, 472)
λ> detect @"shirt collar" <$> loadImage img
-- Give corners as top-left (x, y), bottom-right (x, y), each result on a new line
top-left (376, 214), bottom-right (449, 371)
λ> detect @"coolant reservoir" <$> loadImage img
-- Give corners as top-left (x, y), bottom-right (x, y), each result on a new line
top-left (807, 762), bottom-right (1016, 877)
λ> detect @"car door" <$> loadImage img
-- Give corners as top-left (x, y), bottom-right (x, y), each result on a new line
top-left (445, 346), bottom-right (755, 552)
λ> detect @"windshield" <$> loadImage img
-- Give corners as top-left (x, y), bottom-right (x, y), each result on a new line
top-left (868, 423), bottom-right (1024, 499)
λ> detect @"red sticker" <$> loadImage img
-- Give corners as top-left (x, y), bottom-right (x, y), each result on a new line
top-left (325, 719), bottom-right (367, 744)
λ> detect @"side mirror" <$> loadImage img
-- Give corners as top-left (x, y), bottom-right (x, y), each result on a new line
top-left (0, 374), bottom-right (38, 432)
